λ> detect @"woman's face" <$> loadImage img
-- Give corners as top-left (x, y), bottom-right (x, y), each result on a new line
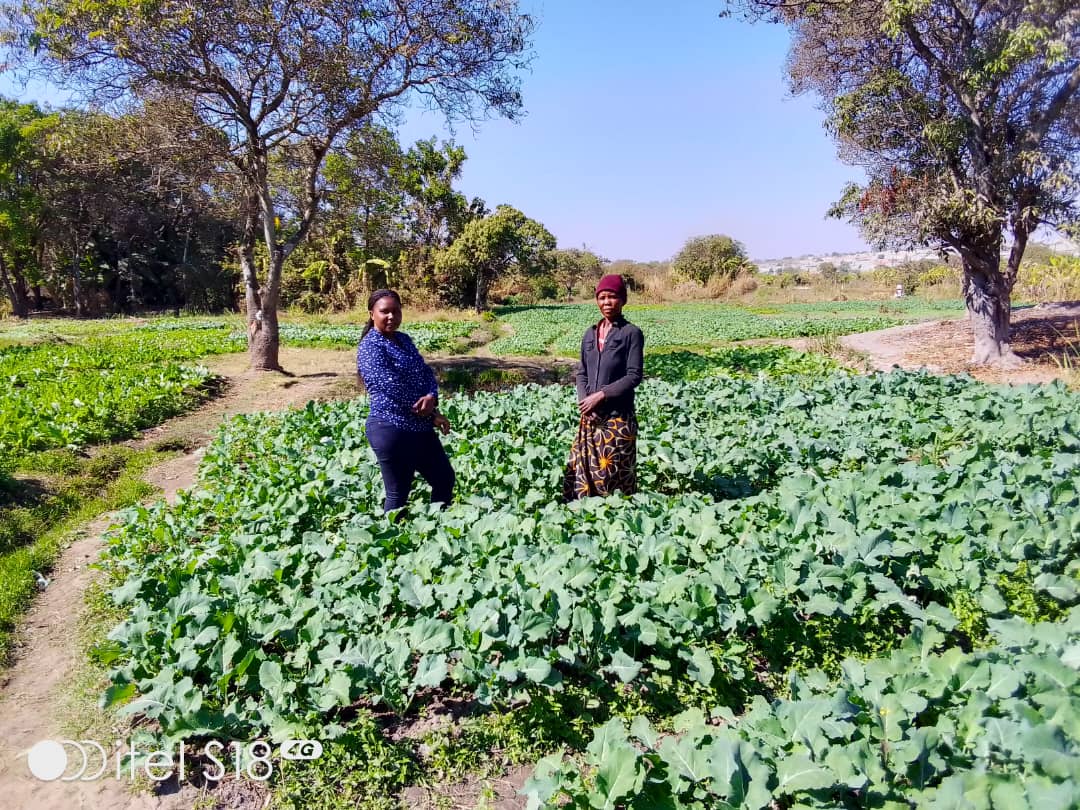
top-left (371, 296), bottom-right (402, 335)
top-left (596, 290), bottom-right (623, 320)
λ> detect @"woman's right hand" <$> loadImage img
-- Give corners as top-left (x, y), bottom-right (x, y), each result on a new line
top-left (578, 391), bottom-right (605, 415)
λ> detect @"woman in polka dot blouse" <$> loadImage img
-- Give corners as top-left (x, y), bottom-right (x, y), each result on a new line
top-left (356, 289), bottom-right (455, 513)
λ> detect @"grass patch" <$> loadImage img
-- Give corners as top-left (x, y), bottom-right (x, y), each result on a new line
top-left (0, 444), bottom-right (177, 667)
top-left (273, 716), bottom-right (416, 810)
top-left (57, 579), bottom-right (129, 742)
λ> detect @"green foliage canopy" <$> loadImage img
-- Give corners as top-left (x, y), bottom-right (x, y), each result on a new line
top-left (434, 204), bottom-right (555, 311)
top-left (671, 234), bottom-right (751, 284)
top-left (728, 0), bottom-right (1080, 363)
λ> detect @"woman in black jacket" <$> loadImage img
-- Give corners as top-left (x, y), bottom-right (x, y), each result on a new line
top-left (562, 274), bottom-right (645, 500)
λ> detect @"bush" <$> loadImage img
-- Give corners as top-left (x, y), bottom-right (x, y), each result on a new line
top-left (1017, 254), bottom-right (1080, 301)
top-left (777, 272), bottom-right (809, 288)
top-left (728, 272), bottom-right (759, 297)
top-left (530, 275), bottom-right (559, 301)
top-left (294, 291), bottom-right (328, 314)
top-left (671, 234), bottom-right (750, 284)
top-left (817, 261), bottom-right (842, 282)
top-left (870, 258), bottom-right (943, 295)
top-left (703, 273), bottom-right (733, 298)
top-left (917, 264), bottom-right (959, 289)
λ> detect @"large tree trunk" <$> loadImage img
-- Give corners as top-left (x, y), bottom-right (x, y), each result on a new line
top-left (241, 134), bottom-right (326, 370)
top-left (240, 241), bottom-right (282, 371)
top-left (961, 246), bottom-right (1020, 366)
top-left (248, 303), bottom-right (281, 370)
top-left (0, 252), bottom-right (30, 318)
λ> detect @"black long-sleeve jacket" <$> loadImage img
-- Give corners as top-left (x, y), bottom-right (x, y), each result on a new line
top-left (574, 317), bottom-right (645, 417)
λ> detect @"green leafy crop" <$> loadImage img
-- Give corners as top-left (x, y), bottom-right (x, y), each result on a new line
top-left (96, 356), bottom-right (1080, 801)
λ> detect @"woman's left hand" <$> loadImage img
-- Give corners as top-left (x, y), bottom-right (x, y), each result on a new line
top-left (413, 394), bottom-right (437, 417)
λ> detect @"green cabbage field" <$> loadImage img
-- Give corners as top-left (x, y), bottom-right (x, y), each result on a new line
top-left (95, 349), bottom-right (1080, 808)
top-left (486, 302), bottom-right (962, 356)
top-left (0, 317), bottom-right (475, 476)
top-left (0, 329), bottom-right (243, 474)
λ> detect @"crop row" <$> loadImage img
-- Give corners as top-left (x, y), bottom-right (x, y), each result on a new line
top-left (0, 330), bottom-right (246, 472)
top-left (525, 616), bottom-right (1080, 809)
top-left (263, 322), bottom-right (475, 352)
top-left (98, 365), bottom-right (1080, 755)
top-left (133, 318), bottom-right (476, 352)
top-left (744, 299), bottom-right (964, 316)
top-left (0, 317), bottom-right (477, 474)
top-left (487, 304), bottom-right (906, 356)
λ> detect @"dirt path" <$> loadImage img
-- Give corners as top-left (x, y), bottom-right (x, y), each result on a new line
top-left (138, 348), bottom-right (359, 499)
top-left (840, 301), bottom-right (1080, 384)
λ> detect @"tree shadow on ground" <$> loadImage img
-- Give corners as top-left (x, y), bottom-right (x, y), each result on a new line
top-left (1010, 312), bottom-right (1080, 363)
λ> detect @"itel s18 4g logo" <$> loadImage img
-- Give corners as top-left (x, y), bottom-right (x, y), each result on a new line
top-left (25, 738), bottom-right (322, 782)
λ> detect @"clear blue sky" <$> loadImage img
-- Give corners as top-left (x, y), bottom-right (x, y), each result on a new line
top-left (397, 0), bottom-right (872, 262)
top-left (0, 0), bottom-right (873, 262)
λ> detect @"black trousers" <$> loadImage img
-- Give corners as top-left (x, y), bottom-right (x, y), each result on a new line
top-left (366, 417), bottom-right (455, 512)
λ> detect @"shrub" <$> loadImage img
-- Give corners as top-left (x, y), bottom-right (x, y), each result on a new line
top-left (294, 291), bottom-right (327, 314)
top-left (1017, 254), bottom-right (1080, 301)
top-left (917, 264), bottom-right (959, 289)
top-left (671, 234), bottom-right (751, 284)
top-left (728, 272), bottom-right (759, 297)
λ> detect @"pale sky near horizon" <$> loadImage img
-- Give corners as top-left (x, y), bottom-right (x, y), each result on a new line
top-left (0, 1), bottom-right (877, 262)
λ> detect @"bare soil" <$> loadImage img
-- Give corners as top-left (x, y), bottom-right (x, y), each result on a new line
top-left (400, 765), bottom-right (533, 810)
top-left (840, 301), bottom-right (1080, 384)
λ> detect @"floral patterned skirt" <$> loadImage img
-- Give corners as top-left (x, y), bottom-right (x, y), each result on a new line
top-left (562, 412), bottom-right (638, 500)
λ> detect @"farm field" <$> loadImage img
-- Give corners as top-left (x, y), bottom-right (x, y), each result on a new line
top-left (0, 0), bottom-right (1074, 803)
top-left (0, 317), bottom-right (478, 472)
top-left (0, 314), bottom-right (471, 667)
top-left (1, 301), bottom-right (1078, 810)
top-left (95, 353), bottom-right (1080, 808)
top-left (0, 299), bottom-right (961, 476)
top-left (487, 301), bottom-right (965, 356)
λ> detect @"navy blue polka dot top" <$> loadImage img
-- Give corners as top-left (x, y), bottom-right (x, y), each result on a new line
top-left (357, 329), bottom-right (440, 431)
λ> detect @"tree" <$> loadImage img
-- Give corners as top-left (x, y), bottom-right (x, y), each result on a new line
top-left (395, 138), bottom-right (483, 249)
top-left (0, 96), bottom-right (238, 317)
top-left (392, 137), bottom-right (486, 299)
top-left (550, 248), bottom-right (604, 300)
top-left (729, 0), bottom-right (1080, 365)
top-left (671, 234), bottom-right (750, 284)
top-left (29, 103), bottom-right (236, 316)
top-left (12, 108), bottom-right (111, 317)
top-left (7, 0), bottom-right (534, 368)
top-left (313, 122), bottom-right (408, 304)
top-left (434, 205), bottom-right (555, 311)
top-left (0, 100), bottom-right (52, 317)
top-left (817, 261), bottom-right (841, 282)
